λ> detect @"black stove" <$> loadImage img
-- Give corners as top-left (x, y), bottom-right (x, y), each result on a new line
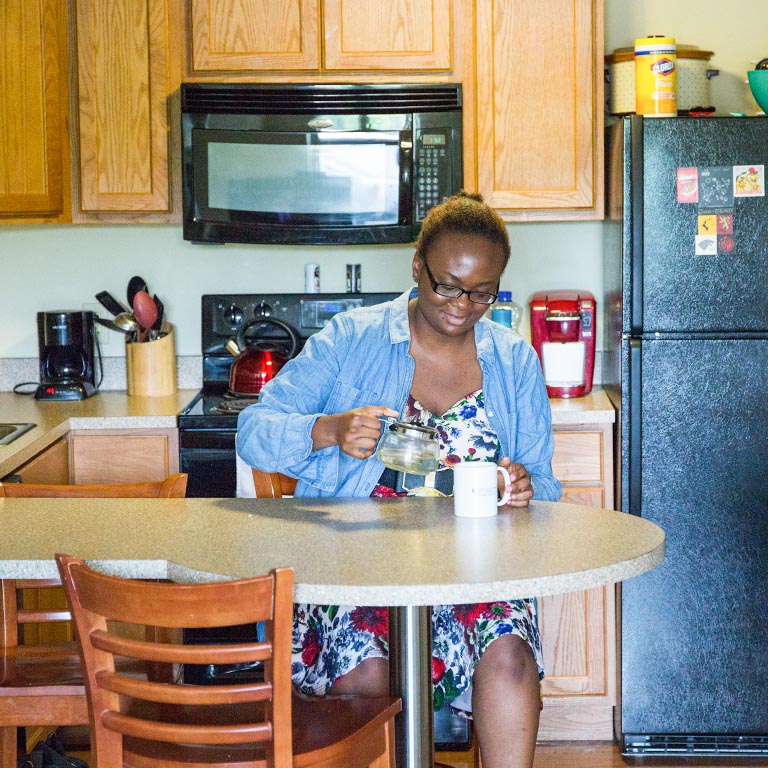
top-left (178, 293), bottom-right (398, 496)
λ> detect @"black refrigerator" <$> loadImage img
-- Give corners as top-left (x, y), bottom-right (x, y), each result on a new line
top-left (603, 116), bottom-right (768, 757)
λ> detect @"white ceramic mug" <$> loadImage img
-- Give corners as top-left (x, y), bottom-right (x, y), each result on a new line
top-left (453, 461), bottom-right (512, 517)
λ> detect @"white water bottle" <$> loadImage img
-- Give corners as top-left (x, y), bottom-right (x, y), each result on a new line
top-left (490, 291), bottom-right (521, 332)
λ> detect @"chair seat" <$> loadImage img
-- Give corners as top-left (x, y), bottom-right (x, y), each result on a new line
top-left (1, 644), bottom-right (84, 688)
top-left (1, 644), bottom-right (149, 727)
top-left (117, 694), bottom-right (401, 768)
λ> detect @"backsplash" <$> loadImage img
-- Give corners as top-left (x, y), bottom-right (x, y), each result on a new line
top-left (0, 356), bottom-right (203, 393)
top-left (0, 353), bottom-right (603, 394)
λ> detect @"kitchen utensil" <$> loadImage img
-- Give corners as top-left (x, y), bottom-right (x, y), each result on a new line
top-left (747, 69), bottom-right (768, 113)
top-left (95, 316), bottom-right (131, 334)
top-left (132, 290), bottom-right (158, 342)
top-left (126, 275), bottom-right (149, 309)
top-left (95, 291), bottom-right (129, 316)
top-left (151, 294), bottom-right (164, 331)
top-left (376, 420), bottom-right (440, 474)
top-left (114, 312), bottom-right (140, 335)
top-left (228, 318), bottom-right (299, 396)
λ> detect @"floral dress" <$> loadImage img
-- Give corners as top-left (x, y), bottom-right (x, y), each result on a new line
top-left (291, 390), bottom-right (545, 715)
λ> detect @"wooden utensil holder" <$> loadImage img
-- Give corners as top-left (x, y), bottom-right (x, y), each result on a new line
top-left (126, 326), bottom-right (177, 396)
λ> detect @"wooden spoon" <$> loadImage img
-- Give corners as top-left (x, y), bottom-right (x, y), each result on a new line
top-left (132, 290), bottom-right (158, 342)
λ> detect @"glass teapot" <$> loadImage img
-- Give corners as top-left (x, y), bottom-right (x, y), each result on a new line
top-left (376, 419), bottom-right (440, 475)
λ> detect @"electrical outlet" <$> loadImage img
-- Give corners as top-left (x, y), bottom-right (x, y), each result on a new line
top-left (82, 302), bottom-right (112, 351)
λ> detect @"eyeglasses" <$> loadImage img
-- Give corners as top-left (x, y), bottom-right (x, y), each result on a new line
top-left (421, 260), bottom-right (498, 305)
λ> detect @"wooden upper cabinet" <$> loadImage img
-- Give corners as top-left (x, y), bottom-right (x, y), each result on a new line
top-left (0, 0), bottom-right (69, 220)
top-left (323, 0), bottom-right (451, 71)
top-left (473, 0), bottom-right (603, 220)
top-left (75, 0), bottom-right (177, 213)
top-left (190, 0), bottom-right (320, 72)
top-left (188, 0), bottom-right (451, 74)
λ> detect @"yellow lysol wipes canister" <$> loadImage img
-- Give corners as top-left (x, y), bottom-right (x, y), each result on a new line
top-left (635, 36), bottom-right (677, 116)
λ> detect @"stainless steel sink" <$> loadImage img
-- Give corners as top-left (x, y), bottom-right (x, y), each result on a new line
top-left (0, 423), bottom-right (36, 445)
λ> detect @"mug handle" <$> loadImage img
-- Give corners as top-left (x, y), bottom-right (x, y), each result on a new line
top-left (497, 465), bottom-right (512, 506)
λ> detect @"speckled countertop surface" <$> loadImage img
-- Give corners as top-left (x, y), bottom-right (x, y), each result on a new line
top-left (0, 389), bottom-right (198, 477)
top-left (0, 389), bottom-right (615, 479)
top-left (0, 496), bottom-right (663, 605)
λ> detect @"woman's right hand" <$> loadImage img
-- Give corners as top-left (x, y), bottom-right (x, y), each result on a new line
top-left (312, 405), bottom-right (399, 459)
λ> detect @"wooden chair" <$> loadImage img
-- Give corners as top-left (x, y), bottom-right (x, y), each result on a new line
top-left (56, 554), bottom-right (401, 768)
top-left (250, 469), bottom-right (298, 498)
top-left (0, 474), bottom-right (188, 768)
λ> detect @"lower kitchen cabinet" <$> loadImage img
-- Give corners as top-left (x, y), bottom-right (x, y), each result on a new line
top-left (537, 420), bottom-right (616, 740)
top-left (68, 428), bottom-right (179, 484)
top-left (7, 436), bottom-right (69, 484)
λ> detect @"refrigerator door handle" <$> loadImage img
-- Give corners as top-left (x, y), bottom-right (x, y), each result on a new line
top-left (629, 115), bottom-right (644, 335)
top-left (628, 338), bottom-right (642, 516)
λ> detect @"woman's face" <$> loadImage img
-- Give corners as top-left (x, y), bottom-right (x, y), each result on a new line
top-left (412, 231), bottom-right (507, 338)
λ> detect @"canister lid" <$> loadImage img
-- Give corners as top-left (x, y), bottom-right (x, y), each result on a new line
top-left (605, 45), bottom-right (713, 64)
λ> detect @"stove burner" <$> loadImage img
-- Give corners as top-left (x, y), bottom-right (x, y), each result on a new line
top-left (213, 397), bottom-right (259, 414)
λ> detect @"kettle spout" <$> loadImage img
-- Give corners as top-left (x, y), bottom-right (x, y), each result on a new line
top-left (225, 338), bottom-right (241, 357)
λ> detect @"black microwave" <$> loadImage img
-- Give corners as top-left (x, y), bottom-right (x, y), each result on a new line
top-left (181, 83), bottom-right (462, 246)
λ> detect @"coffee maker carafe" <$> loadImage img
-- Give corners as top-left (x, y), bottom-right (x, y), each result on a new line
top-left (530, 290), bottom-right (596, 399)
top-left (35, 311), bottom-right (98, 400)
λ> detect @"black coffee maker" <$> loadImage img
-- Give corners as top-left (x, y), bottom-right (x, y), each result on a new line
top-left (35, 311), bottom-right (98, 400)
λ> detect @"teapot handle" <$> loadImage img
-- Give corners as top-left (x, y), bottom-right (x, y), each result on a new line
top-left (235, 317), bottom-right (299, 359)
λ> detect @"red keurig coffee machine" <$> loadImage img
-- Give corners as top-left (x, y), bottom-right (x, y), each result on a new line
top-left (530, 290), bottom-right (596, 398)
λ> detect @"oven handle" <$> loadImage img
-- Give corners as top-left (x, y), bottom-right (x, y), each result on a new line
top-left (179, 430), bottom-right (236, 450)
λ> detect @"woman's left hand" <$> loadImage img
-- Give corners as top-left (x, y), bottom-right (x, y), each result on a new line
top-left (498, 457), bottom-right (533, 507)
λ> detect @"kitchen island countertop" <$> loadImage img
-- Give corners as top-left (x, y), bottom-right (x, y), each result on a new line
top-left (0, 388), bottom-right (615, 479)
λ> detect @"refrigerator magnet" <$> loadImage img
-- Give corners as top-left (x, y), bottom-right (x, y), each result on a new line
top-left (733, 165), bottom-right (765, 197)
top-left (716, 213), bottom-right (734, 234)
top-left (718, 235), bottom-right (735, 254)
top-left (695, 235), bottom-right (717, 255)
top-left (676, 167), bottom-right (699, 203)
top-left (698, 214), bottom-right (717, 235)
top-left (699, 167), bottom-right (734, 208)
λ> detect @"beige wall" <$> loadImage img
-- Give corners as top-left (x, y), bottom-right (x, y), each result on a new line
top-left (1, 0), bottom-right (765, 361)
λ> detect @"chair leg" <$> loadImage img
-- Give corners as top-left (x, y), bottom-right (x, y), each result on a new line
top-left (0, 727), bottom-right (18, 768)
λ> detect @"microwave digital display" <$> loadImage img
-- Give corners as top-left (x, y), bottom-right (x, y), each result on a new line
top-left (181, 83), bottom-right (462, 246)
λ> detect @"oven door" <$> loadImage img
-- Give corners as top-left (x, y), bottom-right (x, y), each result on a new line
top-left (179, 430), bottom-right (236, 498)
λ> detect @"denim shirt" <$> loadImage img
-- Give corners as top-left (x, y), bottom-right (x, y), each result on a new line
top-left (236, 288), bottom-right (561, 501)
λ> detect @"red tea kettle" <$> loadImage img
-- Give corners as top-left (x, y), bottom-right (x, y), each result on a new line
top-left (227, 317), bottom-right (299, 396)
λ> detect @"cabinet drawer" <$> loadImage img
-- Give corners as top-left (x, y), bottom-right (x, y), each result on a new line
top-left (552, 431), bottom-right (603, 483)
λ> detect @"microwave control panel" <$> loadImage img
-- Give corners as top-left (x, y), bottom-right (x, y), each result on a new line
top-left (414, 129), bottom-right (454, 222)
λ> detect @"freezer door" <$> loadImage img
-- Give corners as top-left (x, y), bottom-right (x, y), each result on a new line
top-left (626, 116), bottom-right (768, 334)
top-left (621, 337), bottom-right (768, 746)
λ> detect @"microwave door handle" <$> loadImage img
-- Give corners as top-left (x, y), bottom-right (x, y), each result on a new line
top-left (400, 140), bottom-right (413, 224)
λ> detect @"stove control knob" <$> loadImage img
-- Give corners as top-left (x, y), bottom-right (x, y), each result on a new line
top-left (254, 301), bottom-right (273, 318)
top-left (223, 303), bottom-right (243, 327)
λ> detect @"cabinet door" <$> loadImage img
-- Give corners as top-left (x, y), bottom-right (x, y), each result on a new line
top-left (75, 0), bottom-right (176, 212)
top-left (69, 429), bottom-right (179, 484)
top-left (323, 0), bottom-right (451, 71)
top-left (11, 438), bottom-right (70, 484)
top-left (473, 0), bottom-right (603, 219)
top-left (537, 422), bottom-right (615, 740)
top-left (0, 0), bottom-right (69, 220)
top-left (190, 0), bottom-right (319, 72)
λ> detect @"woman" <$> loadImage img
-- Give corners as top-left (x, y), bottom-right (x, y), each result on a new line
top-left (237, 192), bottom-right (561, 768)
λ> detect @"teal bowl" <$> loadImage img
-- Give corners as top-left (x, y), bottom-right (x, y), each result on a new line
top-left (747, 70), bottom-right (768, 113)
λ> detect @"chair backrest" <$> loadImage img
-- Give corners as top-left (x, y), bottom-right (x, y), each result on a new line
top-left (0, 475), bottom-right (188, 646)
top-left (0, 473), bottom-right (188, 498)
top-left (56, 554), bottom-right (295, 768)
top-left (251, 469), bottom-right (297, 499)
